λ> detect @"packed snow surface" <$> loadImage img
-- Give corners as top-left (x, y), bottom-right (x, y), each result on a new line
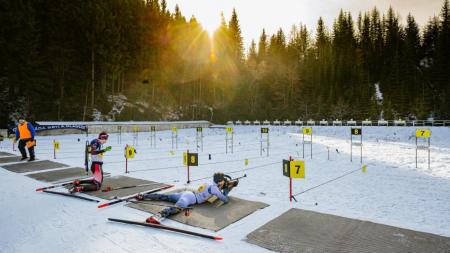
top-left (1, 125), bottom-right (449, 253)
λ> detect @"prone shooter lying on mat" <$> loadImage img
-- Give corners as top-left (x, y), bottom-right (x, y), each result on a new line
top-left (135, 172), bottom-right (239, 224)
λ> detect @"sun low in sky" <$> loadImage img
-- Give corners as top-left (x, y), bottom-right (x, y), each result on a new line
top-left (166, 0), bottom-right (443, 48)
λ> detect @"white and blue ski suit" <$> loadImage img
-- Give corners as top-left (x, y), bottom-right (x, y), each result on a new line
top-left (143, 182), bottom-right (230, 217)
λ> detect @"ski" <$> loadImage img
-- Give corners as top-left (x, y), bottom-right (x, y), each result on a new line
top-left (36, 181), bottom-right (74, 192)
top-left (84, 140), bottom-right (90, 175)
top-left (35, 177), bottom-right (94, 192)
top-left (102, 182), bottom-right (164, 192)
top-left (42, 190), bottom-right (100, 202)
top-left (97, 185), bottom-right (174, 208)
top-left (108, 218), bottom-right (223, 240)
top-left (128, 200), bottom-right (194, 213)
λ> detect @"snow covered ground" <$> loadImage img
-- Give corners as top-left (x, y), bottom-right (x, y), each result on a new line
top-left (1, 125), bottom-right (449, 253)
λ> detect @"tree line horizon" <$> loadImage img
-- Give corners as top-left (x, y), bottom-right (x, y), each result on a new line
top-left (1, 0), bottom-right (449, 127)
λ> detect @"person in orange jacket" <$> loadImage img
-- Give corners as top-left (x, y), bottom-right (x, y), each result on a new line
top-left (15, 118), bottom-right (36, 161)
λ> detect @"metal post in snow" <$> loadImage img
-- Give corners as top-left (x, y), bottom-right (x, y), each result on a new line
top-left (289, 156), bottom-right (292, 202)
top-left (225, 132), bottom-right (228, 154)
top-left (428, 137), bottom-right (430, 169)
top-left (125, 144), bottom-right (128, 174)
top-left (350, 132), bottom-right (353, 162)
top-left (260, 131), bottom-right (262, 156)
top-left (187, 149), bottom-right (190, 184)
top-left (231, 131), bottom-right (234, 153)
top-left (415, 137), bottom-right (417, 168)
top-left (302, 131), bottom-right (305, 159)
top-left (360, 133), bottom-right (363, 163)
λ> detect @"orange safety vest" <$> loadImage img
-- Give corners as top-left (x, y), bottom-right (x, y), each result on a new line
top-left (18, 122), bottom-right (32, 139)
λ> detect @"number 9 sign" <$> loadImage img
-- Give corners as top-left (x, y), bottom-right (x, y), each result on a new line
top-left (303, 128), bottom-right (312, 135)
top-left (125, 146), bottom-right (135, 158)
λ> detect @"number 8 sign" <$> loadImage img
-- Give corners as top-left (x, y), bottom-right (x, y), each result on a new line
top-left (189, 154), bottom-right (197, 166)
top-left (351, 128), bottom-right (362, 135)
top-left (184, 153), bottom-right (198, 166)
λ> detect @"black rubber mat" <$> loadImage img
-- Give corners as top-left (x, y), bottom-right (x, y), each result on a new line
top-left (26, 167), bottom-right (110, 183)
top-left (2, 160), bottom-right (68, 173)
top-left (84, 175), bottom-right (169, 200)
top-left (246, 208), bottom-right (450, 253)
top-left (127, 188), bottom-right (269, 231)
top-left (0, 156), bottom-right (23, 164)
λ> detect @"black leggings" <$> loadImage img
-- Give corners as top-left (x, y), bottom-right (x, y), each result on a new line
top-left (75, 162), bottom-right (103, 191)
top-left (18, 139), bottom-right (34, 158)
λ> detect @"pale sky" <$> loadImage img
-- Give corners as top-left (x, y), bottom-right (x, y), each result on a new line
top-left (166, 0), bottom-right (444, 49)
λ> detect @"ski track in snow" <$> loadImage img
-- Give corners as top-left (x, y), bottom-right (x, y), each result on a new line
top-left (0, 125), bottom-right (449, 253)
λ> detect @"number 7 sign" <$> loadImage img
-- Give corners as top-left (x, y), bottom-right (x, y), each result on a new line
top-left (415, 129), bottom-right (430, 138)
top-left (290, 160), bottom-right (305, 178)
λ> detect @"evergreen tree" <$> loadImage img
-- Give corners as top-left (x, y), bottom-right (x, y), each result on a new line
top-left (228, 8), bottom-right (244, 65)
top-left (257, 29), bottom-right (268, 63)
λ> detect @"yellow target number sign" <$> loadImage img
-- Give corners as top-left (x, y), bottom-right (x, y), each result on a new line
top-left (303, 128), bottom-right (312, 135)
top-left (188, 153), bottom-right (198, 166)
top-left (290, 160), bottom-right (305, 178)
top-left (415, 129), bottom-right (431, 138)
top-left (282, 160), bottom-right (290, 177)
top-left (125, 146), bottom-right (135, 158)
top-left (226, 127), bottom-right (233, 133)
top-left (351, 128), bottom-right (362, 135)
top-left (172, 127), bottom-right (177, 133)
top-left (53, 141), bottom-right (60, 150)
top-left (261, 128), bottom-right (269, 134)
top-left (184, 152), bottom-right (198, 166)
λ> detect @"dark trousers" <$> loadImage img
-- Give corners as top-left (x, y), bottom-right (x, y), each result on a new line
top-left (76, 162), bottom-right (103, 192)
top-left (18, 139), bottom-right (35, 159)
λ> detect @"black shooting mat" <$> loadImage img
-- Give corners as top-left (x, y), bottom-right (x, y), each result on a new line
top-left (0, 151), bottom-right (16, 157)
top-left (83, 175), bottom-right (169, 200)
top-left (127, 188), bottom-right (269, 231)
top-left (2, 160), bottom-right (68, 173)
top-left (246, 208), bottom-right (450, 253)
top-left (26, 167), bottom-right (111, 183)
top-left (0, 156), bottom-right (23, 164)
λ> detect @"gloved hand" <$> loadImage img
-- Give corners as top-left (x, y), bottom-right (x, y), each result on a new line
top-left (103, 146), bottom-right (112, 152)
top-left (228, 180), bottom-right (238, 188)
